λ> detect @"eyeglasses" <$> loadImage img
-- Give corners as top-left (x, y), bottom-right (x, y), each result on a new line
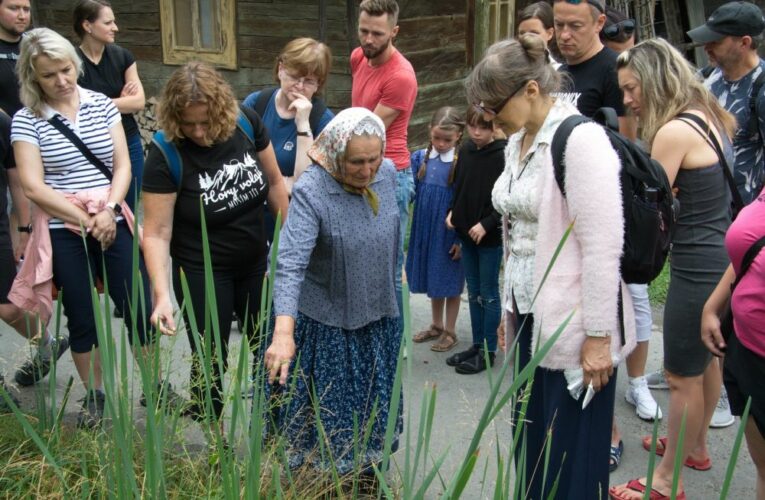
top-left (280, 69), bottom-right (319, 89)
top-left (562, 0), bottom-right (605, 13)
top-left (603, 19), bottom-right (636, 41)
top-left (474, 80), bottom-right (529, 118)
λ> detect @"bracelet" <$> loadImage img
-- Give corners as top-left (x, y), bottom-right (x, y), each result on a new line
top-left (296, 130), bottom-right (312, 137)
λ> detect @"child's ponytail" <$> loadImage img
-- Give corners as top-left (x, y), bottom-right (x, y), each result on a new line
top-left (418, 143), bottom-right (432, 180)
top-left (447, 141), bottom-right (461, 185)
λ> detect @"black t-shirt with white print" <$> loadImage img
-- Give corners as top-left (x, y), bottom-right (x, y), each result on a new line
top-left (558, 46), bottom-right (626, 118)
top-left (142, 107), bottom-right (271, 272)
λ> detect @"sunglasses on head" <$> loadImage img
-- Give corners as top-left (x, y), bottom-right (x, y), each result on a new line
top-left (562, 0), bottom-right (605, 13)
top-left (603, 19), bottom-right (636, 40)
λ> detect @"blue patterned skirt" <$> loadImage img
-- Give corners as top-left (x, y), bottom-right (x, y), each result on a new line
top-left (268, 313), bottom-right (403, 474)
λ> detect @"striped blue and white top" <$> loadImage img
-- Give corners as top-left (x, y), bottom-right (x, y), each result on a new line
top-left (11, 86), bottom-right (121, 228)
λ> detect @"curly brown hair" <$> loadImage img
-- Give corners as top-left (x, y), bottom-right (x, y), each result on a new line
top-left (157, 62), bottom-right (239, 144)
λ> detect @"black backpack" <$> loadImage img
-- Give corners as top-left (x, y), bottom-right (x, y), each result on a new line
top-left (551, 108), bottom-right (677, 284)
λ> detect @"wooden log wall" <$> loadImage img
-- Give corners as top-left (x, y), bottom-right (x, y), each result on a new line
top-left (34, 0), bottom-right (471, 149)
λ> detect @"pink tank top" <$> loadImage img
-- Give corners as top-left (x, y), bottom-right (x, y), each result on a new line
top-left (725, 191), bottom-right (765, 357)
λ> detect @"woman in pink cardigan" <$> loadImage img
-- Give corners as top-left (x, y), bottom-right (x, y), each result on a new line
top-left (466, 35), bottom-right (636, 499)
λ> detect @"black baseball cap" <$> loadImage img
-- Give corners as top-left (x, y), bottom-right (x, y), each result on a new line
top-left (687, 1), bottom-right (765, 44)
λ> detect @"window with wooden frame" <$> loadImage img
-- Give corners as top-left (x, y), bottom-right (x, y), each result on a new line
top-left (159, 0), bottom-right (237, 70)
top-left (488, 0), bottom-right (515, 43)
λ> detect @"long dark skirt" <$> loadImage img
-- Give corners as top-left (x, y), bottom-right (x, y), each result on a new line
top-left (513, 313), bottom-right (616, 500)
top-left (268, 313), bottom-right (403, 474)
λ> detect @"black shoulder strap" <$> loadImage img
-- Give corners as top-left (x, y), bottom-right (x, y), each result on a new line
top-left (675, 112), bottom-right (744, 213)
top-left (551, 115), bottom-right (592, 197)
top-left (253, 87), bottom-right (278, 119)
top-left (592, 107), bottom-right (619, 132)
top-left (733, 235), bottom-right (765, 289)
top-left (308, 96), bottom-right (327, 135)
top-left (748, 71), bottom-right (765, 137)
top-left (47, 115), bottom-right (113, 181)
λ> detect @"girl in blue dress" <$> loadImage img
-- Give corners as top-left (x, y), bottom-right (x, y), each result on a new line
top-left (407, 107), bottom-right (465, 352)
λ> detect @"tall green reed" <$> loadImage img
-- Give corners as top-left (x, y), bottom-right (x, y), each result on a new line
top-left (0, 212), bottom-right (753, 499)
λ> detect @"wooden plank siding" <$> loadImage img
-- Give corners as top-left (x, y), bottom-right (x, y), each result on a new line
top-left (34, 0), bottom-right (472, 150)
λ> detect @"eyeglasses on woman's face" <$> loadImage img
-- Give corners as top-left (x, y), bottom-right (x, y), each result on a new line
top-left (473, 80), bottom-right (529, 119)
top-left (603, 19), bottom-right (636, 41)
top-left (279, 67), bottom-right (319, 90)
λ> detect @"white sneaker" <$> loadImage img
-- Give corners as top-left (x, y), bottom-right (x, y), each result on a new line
top-left (645, 370), bottom-right (669, 390)
top-left (626, 380), bottom-right (663, 420)
top-left (710, 388), bottom-right (735, 428)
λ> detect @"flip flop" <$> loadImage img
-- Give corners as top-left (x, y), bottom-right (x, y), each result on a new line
top-left (430, 329), bottom-right (458, 352)
top-left (609, 440), bottom-right (624, 472)
top-left (609, 478), bottom-right (686, 500)
top-left (412, 324), bottom-right (442, 343)
top-left (641, 435), bottom-right (713, 471)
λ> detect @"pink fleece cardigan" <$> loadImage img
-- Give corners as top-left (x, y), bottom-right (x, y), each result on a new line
top-left (505, 117), bottom-right (636, 370)
top-left (8, 187), bottom-right (136, 325)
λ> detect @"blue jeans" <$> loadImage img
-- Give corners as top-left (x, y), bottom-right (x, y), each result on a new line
top-left (395, 167), bottom-right (415, 333)
top-left (126, 132), bottom-right (145, 212)
top-left (50, 222), bottom-right (152, 353)
top-left (459, 236), bottom-right (501, 352)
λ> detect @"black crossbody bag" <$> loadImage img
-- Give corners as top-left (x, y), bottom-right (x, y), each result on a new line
top-left (47, 114), bottom-right (113, 182)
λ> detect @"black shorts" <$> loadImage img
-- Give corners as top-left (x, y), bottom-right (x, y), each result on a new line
top-left (0, 246), bottom-right (15, 304)
top-left (724, 333), bottom-right (765, 439)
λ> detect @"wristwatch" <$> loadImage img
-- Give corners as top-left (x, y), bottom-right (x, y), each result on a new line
top-left (106, 202), bottom-right (123, 216)
top-left (586, 330), bottom-right (612, 338)
top-left (296, 130), bottom-right (312, 137)
top-left (17, 224), bottom-right (32, 233)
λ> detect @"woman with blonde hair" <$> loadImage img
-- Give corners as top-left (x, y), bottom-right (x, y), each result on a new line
top-left (142, 62), bottom-right (288, 423)
top-left (11, 27), bottom-right (169, 428)
top-left (610, 38), bottom-right (737, 500)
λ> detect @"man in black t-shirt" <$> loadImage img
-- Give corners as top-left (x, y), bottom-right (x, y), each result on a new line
top-left (553, 0), bottom-right (628, 128)
top-left (0, 0), bottom-right (31, 117)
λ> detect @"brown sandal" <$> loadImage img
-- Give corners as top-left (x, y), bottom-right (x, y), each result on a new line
top-left (412, 324), bottom-right (443, 343)
top-left (431, 329), bottom-right (458, 352)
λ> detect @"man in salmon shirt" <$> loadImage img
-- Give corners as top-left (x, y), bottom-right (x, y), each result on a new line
top-left (351, 0), bottom-right (418, 339)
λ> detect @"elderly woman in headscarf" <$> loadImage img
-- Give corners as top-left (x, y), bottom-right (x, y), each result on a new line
top-left (265, 107), bottom-right (402, 474)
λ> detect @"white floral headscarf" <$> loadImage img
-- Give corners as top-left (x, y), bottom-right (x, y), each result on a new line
top-left (307, 108), bottom-right (386, 214)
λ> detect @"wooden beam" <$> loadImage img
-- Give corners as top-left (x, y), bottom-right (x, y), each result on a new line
top-left (473, 0), bottom-right (489, 65)
top-left (661, 0), bottom-right (684, 47)
top-left (319, 0), bottom-right (328, 41)
top-left (686, 0), bottom-right (708, 66)
top-left (346, 0), bottom-right (359, 56)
